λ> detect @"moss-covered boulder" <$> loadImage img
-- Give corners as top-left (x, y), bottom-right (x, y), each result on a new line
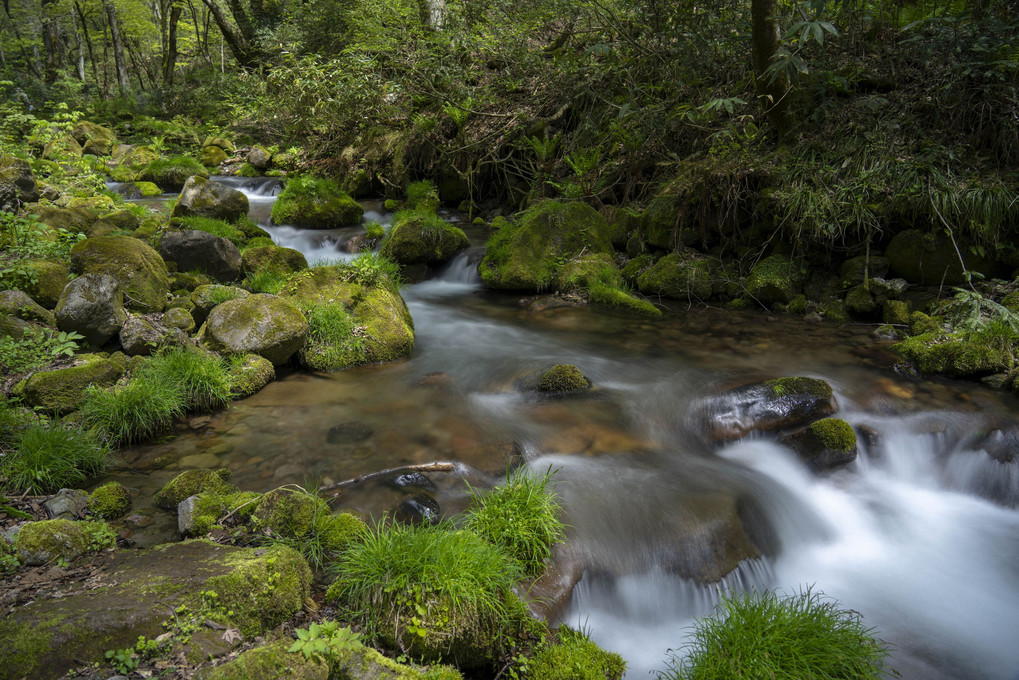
top-left (160, 230), bottom-right (243, 283)
top-left (844, 284), bottom-right (878, 318)
top-left (89, 209), bottom-right (140, 238)
top-left (28, 203), bottom-right (97, 234)
top-left (153, 468), bottom-right (236, 510)
top-left (119, 313), bottom-right (187, 356)
top-left (109, 145), bottom-right (160, 182)
top-left (140, 155), bottom-right (209, 192)
top-left (693, 376), bottom-right (837, 442)
top-left (0, 155), bottom-right (39, 209)
top-left (199, 293), bottom-right (308, 365)
top-left (70, 236), bottom-right (170, 312)
top-left (71, 121), bottom-right (117, 156)
top-left (247, 145), bottom-right (272, 170)
top-left (195, 639), bottom-right (329, 680)
top-left (54, 273), bottom-right (128, 345)
top-left (745, 255), bottom-right (803, 306)
top-left (883, 299), bottom-right (911, 325)
top-left (190, 284), bottom-right (250, 325)
top-left (894, 331), bottom-right (1014, 377)
top-left (636, 249), bottom-right (716, 301)
top-left (89, 481), bottom-right (132, 520)
top-left (380, 211), bottom-right (469, 272)
top-left (529, 627), bottom-right (626, 680)
top-left (20, 352), bottom-right (126, 413)
top-left (479, 200), bottom-right (615, 291)
top-left (172, 176), bottom-right (250, 222)
top-left (280, 267), bottom-right (414, 369)
top-left (14, 519), bottom-right (109, 565)
top-left (18, 258), bottom-right (69, 309)
top-left (537, 364), bottom-right (592, 394)
top-left (42, 134), bottom-right (82, 160)
top-left (200, 145), bottom-right (229, 167)
top-left (886, 229), bottom-right (1001, 285)
top-left (163, 306), bottom-right (196, 332)
top-left (781, 418), bottom-right (858, 470)
top-left (226, 353), bottom-right (275, 398)
top-left (0, 289), bottom-right (55, 326)
top-left (178, 490), bottom-right (262, 537)
top-left (241, 245), bottom-right (309, 275)
top-left (134, 180), bottom-right (162, 197)
top-left (270, 176), bottom-right (364, 228)
top-left (0, 540), bottom-right (311, 680)
top-left (203, 136), bottom-right (236, 153)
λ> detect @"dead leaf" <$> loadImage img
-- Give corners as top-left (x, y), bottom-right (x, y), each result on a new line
top-left (222, 628), bottom-right (243, 644)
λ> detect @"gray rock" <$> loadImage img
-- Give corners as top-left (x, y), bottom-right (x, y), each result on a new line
top-left (177, 495), bottom-right (200, 535)
top-left (160, 230), bottom-right (242, 283)
top-left (0, 289), bottom-right (56, 326)
top-left (43, 488), bottom-right (90, 520)
top-left (199, 294), bottom-right (308, 366)
top-left (171, 176), bottom-right (249, 222)
top-left (0, 155), bottom-right (39, 211)
top-left (119, 314), bottom-right (187, 356)
top-left (247, 145), bottom-right (271, 170)
top-left (55, 273), bottom-right (128, 346)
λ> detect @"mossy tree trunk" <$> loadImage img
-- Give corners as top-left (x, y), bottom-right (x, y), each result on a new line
top-left (751, 0), bottom-right (792, 138)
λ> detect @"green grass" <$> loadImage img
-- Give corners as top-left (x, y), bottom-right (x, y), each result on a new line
top-left (245, 269), bottom-right (292, 294)
top-left (78, 375), bottom-right (186, 445)
top-left (406, 179), bottom-right (440, 212)
top-left (178, 216), bottom-right (246, 245)
top-left (141, 347), bottom-right (232, 412)
top-left (364, 221), bottom-right (386, 241)
top-left (656, 588), bottom-right (889, 680)
top-left (529, 626), bottom-right (626, 680)
top-left (463, 467), bottom-right (566, 577)
top-left (302, 302), bottom-right (366, 371)
top-left (342, 252), bottom-right (402, 289)
top-left (0, 422), bottom-right (109, 495)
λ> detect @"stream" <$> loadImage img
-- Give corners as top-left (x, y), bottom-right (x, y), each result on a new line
top-left (108, 177), bottom-right (1019, 679)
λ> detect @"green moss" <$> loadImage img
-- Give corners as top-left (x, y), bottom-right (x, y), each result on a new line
top-left (270, 176), bottom-right (364, 228)
top-left (133, 181), bottom-right (162, 197)
top-left (317, 512), bottom-right (367, 553)
top-left (589, 281), bottom-right (662, 317)
top-left (163, 306), bottom-right (196, 331)
top-left (380, 210), bottom-right (468, 266)
top-left (636, 250), bottom-right (716, 301)
top-left (844, 284), bottom-right (878, 316)
top-left (529, 627), bottom-right (626, 680)
top-left (19, 259), bottom-right (70, 309)
top-left (177, 216), bottom-right (246, 246)
top-left (15, 519), bottom-right (113, 565)
top-left (894, 331), bottom-right (1015, 377)
top-left (69, 235), bottom-right (170, 312)
top-left (406, 179), bottom-right (440, 212)
top-left (198, 639), bottom-right (329, 680)
top-left (153, 469), bottom-right (236, 510)
top-left (20, 354), bottom-right (125, 414)
top-left (205, 544), bottom-right (312, 637)
top-left (537, 364), bottom-right (591, 393)
top-left (141, 156), bottom-right (209, 192)
top-left (226, 353), bottom-right (275, 398)
top-left (787, 294), bottom-right (808, 314)
top-left (0, 619), bottom-right (53, 680)
top-left (201, 145), bottom-right (229, 167)
top-left (804, 418), bottom-right (856, 452)
top-left (818, 298), bottom-right (851, 323)
top-left (185, 491), bottom-right (262, 536)
top-left (620, 254), bottom-right (659, 284)
top-left (365, 221), bottom-right (386, 241)
top-left (745, 254), bottom-right (803, 306)
top-left (882, 299), bottom-right (910, 324)
top-left (909, 311), bottom-right (942, 336)
top-left (241, 245), bottom-right (309, 276)
top-left (553, 253), bottom-right (618, 292)
top-left (89, 482), bottom-right (132, 520)
top-left (173, 269), bottom-right (215, 291)
top-left (252, 487), bottom-right (322, 537)
top-left (764, 377), bottom-right (833, 400)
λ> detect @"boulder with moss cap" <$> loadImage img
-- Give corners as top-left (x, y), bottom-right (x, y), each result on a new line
top-left (780, 417), bottom-right (859, 470)
top-left (159, 229), bottom-right (243, 283)
top-left (172, 176), bottom-right (250, 222)
top-left (380, 211), bottom-right (469, 274)
top-left (227, 353), bottom-right (275, 397)
top-left (199, 293), bottom-right (308, 365)
top-left (70, 235), bottom-right (170, 312)
top-left (190, 284), bottom-right (249, 324)
top-left (17, 259), bottom-right (69, 309)
top-left (636, 249), bottom-right (717, 301)
top-left (745, 255), bottom-right (804, 306)
top-left (693, 376), bottom-right (837, 442)
top-left (0, 155), bottom-right (39, 210)
top-left (241, 245), bottom-right (309, 275)
top-left (270, 176), bottom-right (364, 228)
top-left (14, 519), bottom-right (112, 566)
top-left (0, 290), bottom-right (55, 326)
top-left (153, 468), bottom-right (236, 510)
top-left (19, 352), bottom-right (126, 413)
top-left (89, 481), bottom-right (132, 519)
top-left (71, 121), bottom-right (117, 156)
top-left (537, 364), bottom-right (592, 394)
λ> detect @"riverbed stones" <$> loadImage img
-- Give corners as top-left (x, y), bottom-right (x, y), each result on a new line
top-left (780, 417), bottom-right (859, 470)
top-left (70, 236), bottom-right (170, 312)
top-left (19, 353), bottom-right (125, 413)
top-left (171, 176), bottom-right (250, 222)
top-left (54, 272), bottom-right (128, 345)
top-left (536, 364), bottom-right (592, 394)
top-left (159, 229), bottom-right (243, 282)
top-left (199, 293), bottom-right (308, 365)
top-left (693, 376), bottom-right (838, 442)
top-left (190, 284), bottom-right (249, 324)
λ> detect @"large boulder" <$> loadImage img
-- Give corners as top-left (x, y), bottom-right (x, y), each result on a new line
top-left (19, 353), bottom-right (126, 413)
top-left (780, 418), bottom-right (859, 470)
top-left (247, 145), bottom-right (272, 170)
top-left (190, 284), bottom-right (250, 325)
top-left (172, 176), bottom-right (250, 222)
top-left (380, 211), bottom-right (469, 271)
top-left (14, 519), bottom-right (106, 566)
top-left (70, 236), bottom-right (170, 312)
top-left (241, 245), bottom-right (308, 275)
top-left (159, 230), bottom-right (243, 283)
top-left (479, 200), bottom-right (615, 290)
top-left (28, 203), bottom-right (97, 234)
top-left (886, 229), bottom-right (1000, 285)
top-left (119, 314), bottom-right (188, 356)
top-left (139, 155), bottom-right (209, 192)
top-left (745, 254), bottom-right (804, 306)
top-left (0, 540), bottom-right (311, 680)
top-left (894, 331), bottom-right (1014, 377)
top-left (199, 293), bottom-right (308, 365)
top-left (42, 135), bottom-right (82, 160)
top-left (54, 273), bottom-right (128, 345)
top-left (200, 145), bottom-right (229, 167)
top-left (269, 176), bottom-right (364, 228)
top-left (692, 376), bottom-right (837, 442)
top-left (70, 121), bottom-right (117, 156)
top-left (0, 155), bottom-right (39, 210)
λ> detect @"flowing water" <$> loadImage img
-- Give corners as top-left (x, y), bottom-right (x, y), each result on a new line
top-left (108, 178), bottom-right (1019, 679)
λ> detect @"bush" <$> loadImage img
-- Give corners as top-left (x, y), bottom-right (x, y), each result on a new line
top-left (78, 375), bottom-right (185, 445)
top-left (0, 422), bottom-right (109, 495)
top-left (656, 589), bottom-right (889, 680)
top-left (0, 328), bottom-right (84, 376)
top-left (140, 347), bottom-right (232, 411)
top-left (463, 467), bottom-right (566, 577)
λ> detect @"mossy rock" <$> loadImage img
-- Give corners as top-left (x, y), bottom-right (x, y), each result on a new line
top-left (0, 540), bottom-right (310, 680)
top-left (203, 136), bottom-right (236, 153)
top-left (380, 211), bottom-right (469, 269)
top-left (14, 519), bottom-right (110, 566)
top-left (27, 203), bottom-right (98, 234)
top-left (479, 200), bottom-right (615, 291)
top-left (140, 155), bottom-right (209, 192)
top-left (94, 208), bottom-right (140, 232)
top-left (745, 255), bottom-right (804, 306)
top-left (537, 364), bottom-right (591, 394)
top-left (153, 468), bottom-right (236, 510)
top-left (163, 306), bottom-right (196, 332)
top-left (195, 639), bottom-right (329, 680)
top-left (406, 179), bottom-right (441, 212)
top-left (20, 353), bottom-right (125, 413)
top-left (636, 250), bottom-right (716, 301)
top-left (883, 299), bottom-right (911, 325)
top-left (620, 254), bottom-right (660, 284)
top-left (893, 332), bottom-right (1014, 377)
top-left (909, 311), bottom-right (942, 336)
top-left (241, 245), bottom-right (309, 275)
top-left (70, 235), bottom-right (170, 312)
top-left (552, 253), bottom-right (618, 293)
top-left (270, 176), bottom-right (364, 228)
top-left (844, 284), bottom-right (878, 317)
top-left (227, 353), bottom-right (275, 398)
top-left (133, 181), bottom-right (162, 197)
top-left (200, 145), bottom-right (229, 167)
top-left (0, 289), bottom-right (55, 326)
top-left (886, 229), bottom-right (1001, 285)
top-left (199, 293), bottom-right (309, 365)
top-left (251, 487), bottom-right (323, 537)
top-left (190, 284), bottom-right (249, 325)
top-left (781, 417), bottom-right (858, 471)
top-left (839, 255), bottom-right (890, 286)
top-left (529, 628), bottom-right (626, 680)
top-left (112, 145), bottom-right (160, 181)
top-left (172, 176), bottom-right (250, 222)
top-left (247, 145), bottom-right (272, 170)
top-left (89, 482), bottom-right (132, 520)
top-left (70, 121), bottom-right (117, 155)
top-left (0, 154), bottom-right (39, 207)
top-left (42, 135), bottom-right (82, 160)
top-left (179, 490), bottom-right (262, 537)
top-left (693, 376), bottom-right (837, 442)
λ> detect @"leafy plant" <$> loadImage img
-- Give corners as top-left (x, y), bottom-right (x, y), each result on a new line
top-left (343, 252), bottom-right (402, 289)
top-left (289, 620), bottom-right (363, 661)
top-left (0, 422), bottom-right (109, 495)
top-left (656, 588), bottom-right (889, 680)
top-left (0, 328), bottom-right (85, 375)
top-left (105, 647), bottom-right (139, 674)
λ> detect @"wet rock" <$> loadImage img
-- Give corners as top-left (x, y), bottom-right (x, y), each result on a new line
top-left (745, 254), bottom-right (804, 306)
top-left (247, 145), bottom-right (272, 170)
top-left (536, 364), bottom-right (592, 394)
top-left (55, 273), bottom-right (128, 346)
top-left (226, 353), bottom-right (275, 398)
top-left (780, 417), bottom-right (859, 470)
top-left (153, 469), bottom-right (235, 510)
top-left (692, 376), bottom-right (837, 442)
top-left (171, 176), bottom-right (249, 222)
top-left (326, 422), bottom-right (374, 445)
top-left (19, 353), bottom-right (126, 413)
top-left (973, 424), bottom-right (1019, 463)
top-left (159, 229), bottom-right (242, 283)
top-left (396, 494), bottom-right (441, 525)
top-left (43, 489), bottom-right (90, 520)
top-left (386, 472), bottom-right (436, 491)
top-left (380, 211), bottom-right (469, 273)
top-left (522, 543), bottom-right (585, 622)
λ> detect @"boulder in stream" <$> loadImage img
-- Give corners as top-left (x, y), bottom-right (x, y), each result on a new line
top-left (159, 229), bottom-right (243, 282)
top-left (171, 176), bottom-right (250, 222)
top-left (380, 210), bottom-right (469, 278)
top-left (199, 293), bottom-right (308, 366)
top-left (780, 417), bottom-right (859, 470)
top-left (18, 352), bottom-right (126, 413)
top-left (70, 235), bottom-right (170, 313)
top-left (270, 176), bottom-right (363, 228)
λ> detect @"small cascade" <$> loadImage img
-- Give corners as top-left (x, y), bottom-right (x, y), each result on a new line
top-left (438, 248), bottom-right (483, 284)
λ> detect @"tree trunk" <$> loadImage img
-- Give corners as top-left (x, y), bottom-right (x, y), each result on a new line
top-left (73, 28), bottom-right (85, 80)
top-left (41, 0), bottom-right (61, 84)
top-left (750, 0), bottom-right (791, 137)
top-left (74, 2), bottom-right (100, 91)
top-left (200, 0), bottom-right (258, 69)
top-left (104, 0), bottom-right (130, 93)
top-left (162, 1), bottom-right (181, 86)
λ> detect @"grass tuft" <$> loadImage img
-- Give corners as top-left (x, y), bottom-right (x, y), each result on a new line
top-left (0, 422), bottom-right (109, 495)
top-left (78, 376), bottom-right (185, 445)
top-left (141, 347), bottom-right (232, 412)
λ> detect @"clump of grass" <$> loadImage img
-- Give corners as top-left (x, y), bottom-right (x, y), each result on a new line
top-left (342, 252), bottom-right (402, 289)
top-left (78, 377), bottom-right (185, 446)
top-left (245, 269), bottom-right (291, 294)
top-left (364, 221), bottom-right (386, 242)
top-left (178, 216), bottom-right (245, 245)
top-left (406, 179), bottom-right (440, 212)
top-left (656, 588), bottom-right (889, 680)
top-left (463, 467), bottom-right (566, 577)
top-left (141, 347), bottom-right (232, 411)
top-left (0, 422), bottom-right (109, 495)
top-left (301, 302), bottom-right (365, 371)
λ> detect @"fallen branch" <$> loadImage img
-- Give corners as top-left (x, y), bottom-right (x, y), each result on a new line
top-left (318, 461), bottom-right (464, 496)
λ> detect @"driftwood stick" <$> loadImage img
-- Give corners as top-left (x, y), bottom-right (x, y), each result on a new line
top-left (318, 461), bottom-right (463, 496)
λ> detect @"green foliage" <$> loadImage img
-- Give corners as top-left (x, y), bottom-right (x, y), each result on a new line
top-left (529, 626), bottom-right (626, 680)
top-left (343, 252), bottom-right (402, 290)
top-left (656, 589), bottom-right (888, 680)
top-left (0, 329), bottom-right (84, 375)
top-left (0, 422), bottom-right (109, 495)
top-left (141, 348), bottom-right (232, 412)
top-left (78, 375), bottom-right (186, 446)
top-left (302, 302), bottom-right (366, 371)
top-left (177, 216), bottom-right (246, 245)
top-left (289, 620), bottom-right (364, 661)
top-left (406, 180), bottom-right (440, 212)
top-left (463, 467), bottom-right (566, 577)
top-left (245, 270), bottom-right (292, 294)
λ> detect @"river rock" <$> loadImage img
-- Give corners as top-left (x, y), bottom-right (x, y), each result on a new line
top-left (522, 543), bottom-right (585, 622)
top-left (119, 314), bottom-right (188, 356)
top-left (70, 236), bottom-right (170, 312)
top-left (0, 540), bottom-right (310, 680)
top-left (190, 284), bottom-right (249, 325)
top-left (153, 469), bottom-right (235, 510)
top-left (780, 417), bottom-right (859, 470)
top-left (226, 353), bottom-right (275, 398)
top-left (270, 176), bottom-right (363, 228)
top-left (42, 489), bottom-right (90, 520)
top-left (536, 364), bottom-right (592, 394)
top-left (386, 472), bottom-right (435, 491)
top-left (326, 422), bottom-right (374, 445)
top-left (395, 494), bottom-right (441, 525)
top-left (0, 289), bottom-right (55, 326)
top-left (247, 145), bottom-right (272, 170)
top-left (71, 121), bottom-right (117, 155)
top-left (745, 254), bottom-right (804, 306)
top-left (636, 249), bottom-right (717, 301)
top-left (692, 376), bottom-right (837, 442)
top-left (380, 212), bottom-right (469, 273)
top-left (886, 228), bottom-right (1000, 285)
top-left (18, 353), bottom-right (126, 413)
top-left (241, 245), bottom-right (308, 275)
top-left (159, 229), bottom-right (243, 282)
top-left (199, 293), bottom-right (308, 365)
top-left (171, 176), bottom-right (250, 222)
top-left (54, 273), bottom-right (128, 345)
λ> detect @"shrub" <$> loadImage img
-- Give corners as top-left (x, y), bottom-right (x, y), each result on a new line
top-left (0, 422), bottom-right (109, 495)
top-left (0, 328), bottom-right (83, 376)
top-left (78, 376), bottom-right (185, 445)
top-left (140, 347), bottom-right (232, 411)
top-left (656, 589), bottom-right (889, 680)
top-left (463, 467), bottom-right (566, 577)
